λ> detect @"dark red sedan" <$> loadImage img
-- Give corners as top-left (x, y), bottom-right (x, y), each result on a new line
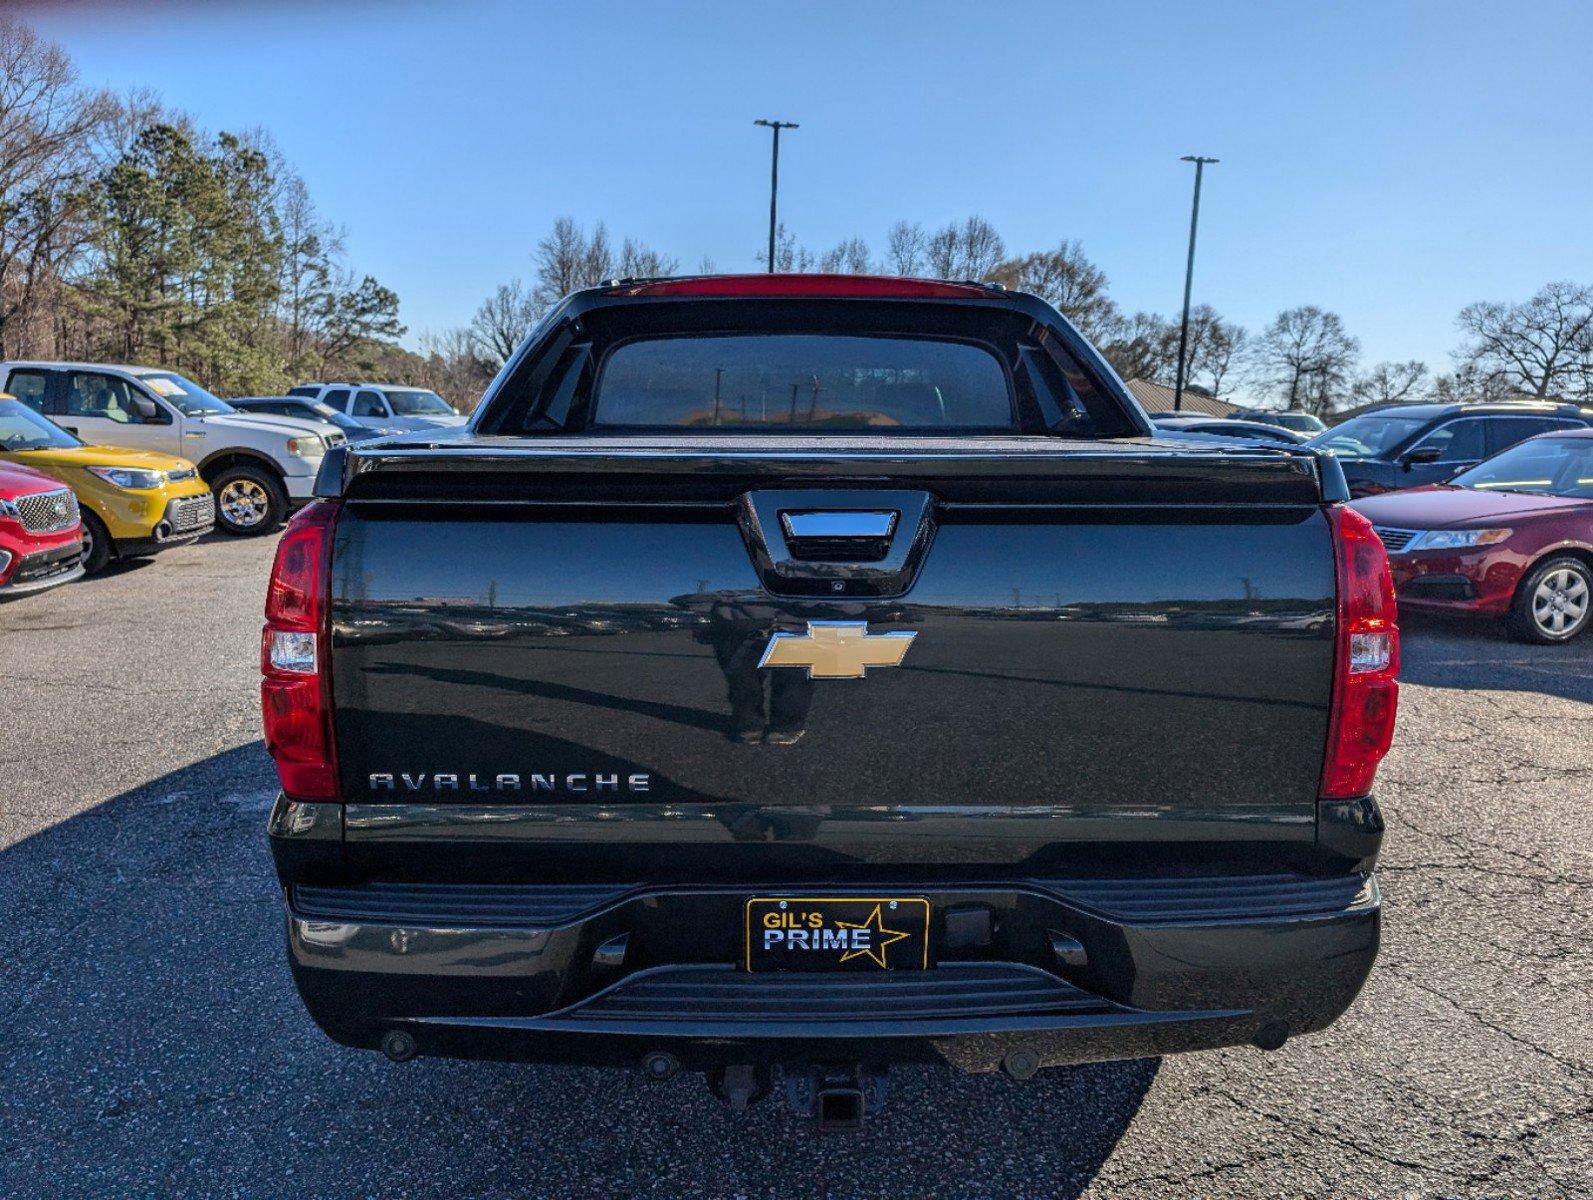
top-left (1350, 429), bottom-right (1593, 643)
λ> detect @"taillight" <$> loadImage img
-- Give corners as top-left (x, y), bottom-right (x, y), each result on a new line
top-left (1321, 505), bottom-right (1400, 799)
top-left (261, 500), bottom-right (339, 800)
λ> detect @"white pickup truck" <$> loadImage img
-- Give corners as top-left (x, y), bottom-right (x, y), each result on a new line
top-left (0, 362), bottom-right (345, 535)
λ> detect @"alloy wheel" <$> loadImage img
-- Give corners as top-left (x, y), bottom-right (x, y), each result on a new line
top-left (1531, 567), bottom-right (1590, 637)
top-left (219, 478), bottom-right (270, 528)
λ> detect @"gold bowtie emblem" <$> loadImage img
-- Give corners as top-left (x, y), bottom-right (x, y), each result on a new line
top-left (758, 621), bottom-right (916, 680)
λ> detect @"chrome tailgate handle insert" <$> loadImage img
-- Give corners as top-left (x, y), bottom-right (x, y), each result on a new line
top-left (737, 489), bottom-right (937, 598)
top-left (780, 511), bottom-right (898, 540)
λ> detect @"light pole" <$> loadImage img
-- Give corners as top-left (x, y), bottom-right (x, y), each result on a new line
top-left (754, 119), bottom-right (798, 272)
top-left (1173, 155), bottom-right (1218, 411)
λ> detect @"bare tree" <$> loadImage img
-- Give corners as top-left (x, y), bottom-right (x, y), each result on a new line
top-left (1252, 306), bottom-right (1361, 414)
top-left (533, 216), bottom-right (616, 306)
top-left (925, 216), bottom-right (1005, 281)
top-left (0, 18), bottom-right (112, 357)
top-left (275, 174), bottom-right (343, 372)
top-left (1100, 311), bottom-right (1176, 384)
top-left (1429, 362), bottom-right (1513, 405)
top-left (469, 278), bottom-right (536, 366)
top-left (755, 221), bottom-right (813, 272)
top-left (1187, 309), bottom-right (1247, 400)
top-left (1352, 360), bottom-right (1429, 407)
top-left (884, 220), bottom-right (926, 275)
top-left (1455, 281), bottom-right (1593, 399)
top-left (992, 240), bottom-right (1119, 342)
top-left (616, 237), bottom-right (677, 279)
top-left (817, 237), bottom-right (870, 274)
top-left (416, 327), bottom-right (497, 412)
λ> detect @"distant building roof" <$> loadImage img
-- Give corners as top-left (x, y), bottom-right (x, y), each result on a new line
top-left (1123, 379), bottom-right (1239, 417)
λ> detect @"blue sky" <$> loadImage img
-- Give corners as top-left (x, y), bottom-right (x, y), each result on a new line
top-left (30, 0), bottom-right (1593, 384)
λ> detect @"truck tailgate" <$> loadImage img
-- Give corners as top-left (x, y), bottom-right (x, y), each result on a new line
top-left (326, 438), bottom-right (1336, 877)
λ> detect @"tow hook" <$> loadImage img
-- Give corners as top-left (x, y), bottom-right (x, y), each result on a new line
top-left (782, 1064), bottom-right (889, 1131)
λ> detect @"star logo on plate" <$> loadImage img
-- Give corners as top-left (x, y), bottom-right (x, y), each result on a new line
top-left (835, 903), bottom-right (912, 969)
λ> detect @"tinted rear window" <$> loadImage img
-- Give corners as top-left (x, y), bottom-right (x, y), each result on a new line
top-left (592, 335), bottom-right (1014, 431)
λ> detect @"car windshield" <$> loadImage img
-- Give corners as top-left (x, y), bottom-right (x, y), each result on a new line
top-left (1274, 412), bottom-right (1327, 433)
top-left (1306, 414), bottom-right (1429, 458)
top-left (0, 398), bottom-right (82, 451)
top-left (301, 402), bottom-right (360, 428)
top-left (384, 389), bottom-right (453, 416)
top-left (1449, 437), bottom-right (1593, 498)
top-left (136, 371), bottom-right (235, 416)
top-left (593, 334), bottom-right (1014, 430)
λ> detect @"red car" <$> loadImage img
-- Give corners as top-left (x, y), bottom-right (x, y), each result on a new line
top-left (0, 460), bottom-right (84, 597)
top-left (1350, 429), bottom-right (1593, 643)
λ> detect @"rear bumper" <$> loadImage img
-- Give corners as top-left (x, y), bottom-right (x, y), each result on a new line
top-left (273, 814), bottom-right (1381, 1072)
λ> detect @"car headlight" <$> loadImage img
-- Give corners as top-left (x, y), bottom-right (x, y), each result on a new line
top-left (1407, 528), bottom-right (1513, 551)
top-left (86, 465), bottom-right (166, 489)
top-left (285, 437), bottom-right (325, 457)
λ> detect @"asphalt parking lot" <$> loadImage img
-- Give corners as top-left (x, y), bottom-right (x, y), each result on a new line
top-left (1, 533), bottom-right (1588, 1199)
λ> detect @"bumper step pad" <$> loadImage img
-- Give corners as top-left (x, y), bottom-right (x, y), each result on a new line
top-left (565, 962), bottom-right (1118, 1023)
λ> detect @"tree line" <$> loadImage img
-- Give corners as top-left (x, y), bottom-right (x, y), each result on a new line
top-left (458, 212), bottom-right (1593, 416)
top-left (0, 19), bottom-right (405, 397)
top-left (6, 18), bottom-right (1590, 416)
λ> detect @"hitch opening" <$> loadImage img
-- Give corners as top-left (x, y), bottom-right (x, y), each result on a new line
top-left (815, 1085), bottom-right (866, 1132)
top-left (783, 1064), bottom-right (888, 1130)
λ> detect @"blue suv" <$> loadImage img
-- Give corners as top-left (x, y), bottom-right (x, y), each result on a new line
top-left (1307, 401), bottom-right (1592, 496)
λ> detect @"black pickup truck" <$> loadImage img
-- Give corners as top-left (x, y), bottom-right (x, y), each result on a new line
top-left (263, 274), bottom-right (1399, 1127)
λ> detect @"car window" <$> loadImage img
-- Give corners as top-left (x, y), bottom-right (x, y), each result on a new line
top-left (593, 334), bottom-right (1015, 430)
top-left (250, 402), bottom-right (289, 416)
top-left (133, 371), bottom-right (233, 416)
top-left (1411, 418), bottom-right (1485, 462)
top-left (66, 371), bottom-right (146, 423)
top-left (1307, 414), bottom-right (1429, 458)
top-left (0, 398), bottom-right (81, 450)
top-left (4, 369), bottom-right (49, 413)
top-left (383, 389), bottom-right (454, 416)
top-left (1452, 436), bottom-right (1593, 499)
top-left (322, 388), bottom-right (351, 410)
top-left (1275, 413), bottom-right (1327, 433)
top-left (352, 390), bottom-right (389, 417)
top-left (1484, 417), bottom-right (1580, 456)
top-left (286, 386), bottom-right (319, 397)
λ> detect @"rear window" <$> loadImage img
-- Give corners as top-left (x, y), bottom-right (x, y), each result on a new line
top-left (592, 335), bottom-right (1014, 431)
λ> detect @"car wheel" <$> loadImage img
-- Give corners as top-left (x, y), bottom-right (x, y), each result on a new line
top-left (212, 467), bottom-right (287, 536)
top-left (1506, 556), bottom-right (1591, 644)
top-left (79, 509), bottom-right (112, 575)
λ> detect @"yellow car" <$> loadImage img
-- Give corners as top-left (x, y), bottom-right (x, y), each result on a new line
top-left (0, 394), bottom-right (215, 573)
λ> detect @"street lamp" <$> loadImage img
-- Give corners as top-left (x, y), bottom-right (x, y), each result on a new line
top-left (754, 119), bottom-right (798, 273)
top-left (1173, 155), bottom-right (1218, 411)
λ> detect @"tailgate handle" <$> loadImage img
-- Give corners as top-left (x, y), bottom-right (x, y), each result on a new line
top-left (780, 510), bottom-right (898, 539)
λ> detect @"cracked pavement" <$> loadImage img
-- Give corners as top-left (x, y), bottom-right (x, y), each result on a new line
top-left (1, 536), bottom-right (1588, 1198)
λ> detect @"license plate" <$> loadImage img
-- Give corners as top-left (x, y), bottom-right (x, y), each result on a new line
top-left (744, 896), bottom-right (930, 972)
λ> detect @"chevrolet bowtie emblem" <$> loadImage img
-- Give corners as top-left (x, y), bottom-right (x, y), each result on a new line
top-left (758, 621), bottom-right (916, 680)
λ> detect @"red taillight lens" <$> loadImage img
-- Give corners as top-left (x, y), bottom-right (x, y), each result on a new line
top-left (603, 274), bottom-right (999, 299)
top-left (261, 500), bottom-right (339, 800)
top-left (1321, 505), bottom-right (1400, 799)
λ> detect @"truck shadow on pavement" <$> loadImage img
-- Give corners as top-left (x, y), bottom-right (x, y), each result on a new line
top-left (1396, 613), bottom-right (1593, 705)
top-left (0, 742), bottom-right (1157, 1199)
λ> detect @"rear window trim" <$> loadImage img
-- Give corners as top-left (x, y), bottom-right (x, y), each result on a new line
top-left (470, 292), bottom-right (1151, 440)
top-left (583, 328), bottom-right (1022, 435)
